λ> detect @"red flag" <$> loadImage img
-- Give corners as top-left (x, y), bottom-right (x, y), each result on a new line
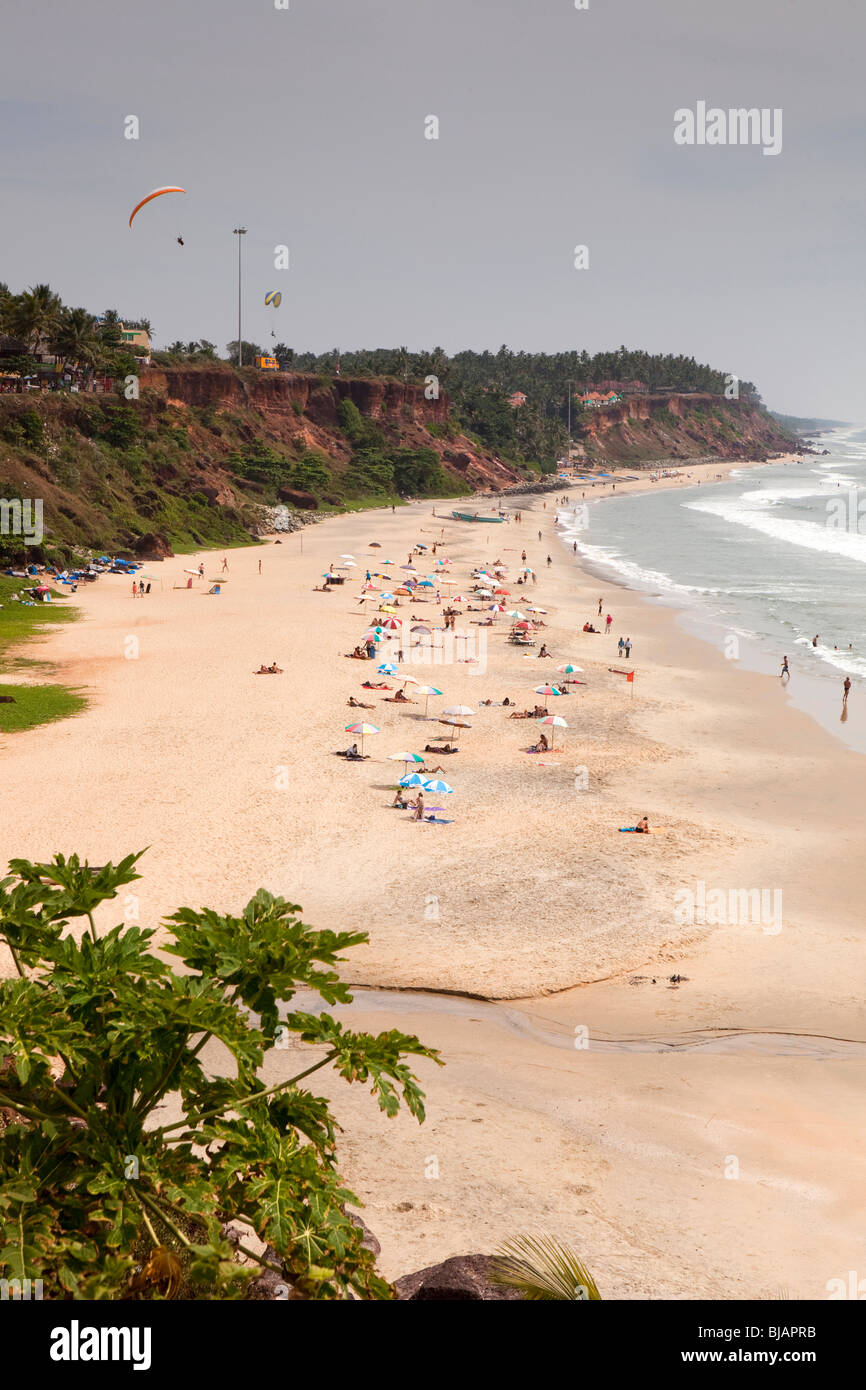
top-left (626, 671), bottom-right (634, 683)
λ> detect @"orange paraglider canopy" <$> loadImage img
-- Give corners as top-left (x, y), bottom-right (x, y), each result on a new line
top-left (129, 186), bottom-right (186, 229)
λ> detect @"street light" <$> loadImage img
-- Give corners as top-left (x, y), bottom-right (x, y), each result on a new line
top-left (233, 227), bottom-right (247, 366)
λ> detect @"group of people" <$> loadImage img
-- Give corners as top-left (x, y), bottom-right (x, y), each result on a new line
top-left (131, 581), bottom-right (151, 596)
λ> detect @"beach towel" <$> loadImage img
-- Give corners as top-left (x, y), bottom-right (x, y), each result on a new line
top-left (422, 816), bottom-right (453, 824)
top-left (619, 827), bottom-right (667, 834)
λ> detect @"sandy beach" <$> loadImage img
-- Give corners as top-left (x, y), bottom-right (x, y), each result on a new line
top-left (1, 454), bottom-right (863, 1299)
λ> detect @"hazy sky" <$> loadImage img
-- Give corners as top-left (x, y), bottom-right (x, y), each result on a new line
top-left (2, 0), bottom-right (863, 417)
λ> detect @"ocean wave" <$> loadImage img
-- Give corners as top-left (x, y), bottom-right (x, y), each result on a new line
top-left (684, 497), bottom-right (866, 566)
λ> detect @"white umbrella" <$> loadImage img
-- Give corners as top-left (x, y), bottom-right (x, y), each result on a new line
top-left (442, 705), bottom-right (475, 717)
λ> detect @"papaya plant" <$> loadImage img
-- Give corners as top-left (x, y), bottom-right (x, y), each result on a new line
top-left (0, 852), bottom-right (440, 1299)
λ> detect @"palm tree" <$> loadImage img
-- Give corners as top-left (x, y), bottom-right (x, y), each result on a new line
top-left (7, 283), bottom-right (63, 354)
top-left (489, 1235), bottom-right (602, 1301)
top-left (53, 307), bottom-right (99, 379)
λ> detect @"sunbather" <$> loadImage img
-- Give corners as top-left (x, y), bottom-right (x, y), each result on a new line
top-left (347, 696), bottom-right (374, 709)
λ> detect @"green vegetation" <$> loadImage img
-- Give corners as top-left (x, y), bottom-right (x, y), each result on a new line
top-left (491, 1235), bottom-right (602, 1301)
top-left (0, 852), bottom-right (439, 1299)
top-left (0, 577), bottom-right (85, 731)
top-left (0, 681), bottom-right (85, 732)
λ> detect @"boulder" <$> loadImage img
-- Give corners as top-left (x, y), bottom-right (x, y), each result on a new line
top-left (394, 1254), bottom-right (523, 1301)
top-left (133, 532), bottom-right (174, 559)
top-left (277, 487), bottom-right (318, 510)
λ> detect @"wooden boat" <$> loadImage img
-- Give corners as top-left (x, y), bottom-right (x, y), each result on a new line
top-left (451, 510), bottom-right (506, 523)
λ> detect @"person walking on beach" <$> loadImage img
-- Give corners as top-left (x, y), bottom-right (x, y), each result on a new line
top-left (221, 556), bottom-right (229, 573)
top-left (537, 530), bottom-right (542, 541)
top-left (781, 655), bottom-right (790, 679)
top-left (605, 613), bottom-right (613, 634)
top-left (258, 558), bottom-right (262, 575)
top-left (546, 555), bottom-right (552, 567)
top-left (618, 637), bottom-right (625, 656)
top-left (598, 598), bottom-right (603, 616)
top-left (573, 541), bottom-right (577, 553)
top-left (132, 580), bottom-right (137, 597)
top-left (624, 638), bottom-right (631, 658)
top-left (843, 676), bottom-right (852, 701)
top-left (521, 550), bottom-right (527, 564)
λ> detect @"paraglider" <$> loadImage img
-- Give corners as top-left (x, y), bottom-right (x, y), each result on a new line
top-left (176, 237), bottom-right (184, 246)
top-left (128, 186), bottom-right (186, 229)
top-left (264, 290), bottom-right (281, 338)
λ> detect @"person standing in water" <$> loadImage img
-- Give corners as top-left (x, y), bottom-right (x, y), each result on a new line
top-left (812, 635), bottom-right (819, 647)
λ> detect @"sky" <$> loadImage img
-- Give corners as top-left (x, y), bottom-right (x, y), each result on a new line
top-left (1, 0), bottom-right (863, 418)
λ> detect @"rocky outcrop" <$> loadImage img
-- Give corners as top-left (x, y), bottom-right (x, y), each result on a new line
top-left (395, 1254), bottom-right (523, 1301)
top-left (132, 532), bottom-right (174, 559)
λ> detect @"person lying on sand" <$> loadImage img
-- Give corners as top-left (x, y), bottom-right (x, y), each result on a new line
top-left (421, 764), bottom-right (445, 773)
top-left (344, 647), bottom-right (368, 659)
top-left (384, 690), bottom-right (415, 703)
top-left (424, 743), bottom-right (457, 754)
top-left (313, 583), bottom-right (332, 592)
top-left (254, 664), bottom-right (283, 674)
top-left (347, 696), bottom-right (374, 709)
top-left (362, 681), bottom-right (391, 689)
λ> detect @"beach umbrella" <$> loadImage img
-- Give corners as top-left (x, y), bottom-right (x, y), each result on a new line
top-left (415, 683), bottom-right (443, 714)
top-left (556, 663), bottom-right (583, 675)
top-left (442, 705), bottom-right (475, 716)
top-left (377, 662), bottom-right (399, 676)
top-left (450, 594), bottom-right (468, 603)
top-left (536, 714), bottom-right (568, 747)
top-left (399, 772), bottom-right (428, 789)
top-left (415, 543), bottom-right (428, 550)
top-left (380, 616), bottom-right (402, 631)
top-left (379, 605), bottom-right (399, 615)
top-left (416, 579), bottom-right (434, 588)
top-left (505, 610), bottom-right (526, 619)
top-left (340, 553), bottom-right (355, 559)
top-left (400, 675), bottom-right (421, 686)
top-left (494, 586), bottom-right (511, 595)
top-left (534, 685), bottom-right (564, 697)
top-left (401, 565), bottom-right (418, 572)
top-left (514, 621), bottom-right (536, 631)
top-left (361, 629), bottom-right (384, 644)
top-left (342, 560), bottom-right (357, 568)
top-left (420, 777), bottom-right (453, 795)
top-left (438, 717), bottom-right (470, 738)
top-left (411, 623), bottom-right (432, 634)
top-left (389, 752), bottom-right (425, 770)
top-left (395, 586), bottom-right (413, 596)
top-left (369, 541), bottom-right (382, 547)
top-left (379, 592), bottom-right (395, 602)
top-left (344, 721), bottom-right (379, 753)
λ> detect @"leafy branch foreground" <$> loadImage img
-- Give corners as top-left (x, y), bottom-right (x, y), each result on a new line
top-left (0, 852), bottom-right (440, 1299)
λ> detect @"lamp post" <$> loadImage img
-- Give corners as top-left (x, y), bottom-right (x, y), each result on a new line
top-left (233, 227), bottom-right (247, 366)
top-left (567, 378), bottom-right (574, 455)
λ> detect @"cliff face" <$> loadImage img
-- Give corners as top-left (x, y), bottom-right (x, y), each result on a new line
top-left (575, 393), bottom-right (797, 464)
top-left (0, 371), bottom-right (521, 560)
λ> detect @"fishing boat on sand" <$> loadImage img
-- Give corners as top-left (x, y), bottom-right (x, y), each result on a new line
top-left (451, 510), bottom-right (506, 523)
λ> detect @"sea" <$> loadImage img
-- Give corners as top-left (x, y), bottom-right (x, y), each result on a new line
top-left (556, 424), bottom-right (866, 752)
